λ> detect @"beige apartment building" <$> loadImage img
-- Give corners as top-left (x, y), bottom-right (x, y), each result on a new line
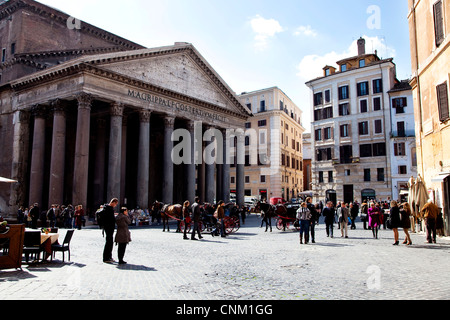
top-left (408, 0), bottom-right (450, 235)
top-left (230, 87), bottom-right (305, 202)
top-left (306, 38), bottom-right (412, 205)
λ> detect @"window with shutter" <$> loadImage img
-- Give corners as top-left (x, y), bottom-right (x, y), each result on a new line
top-left (360, 144), bottom-right (373, 158)
top-left (433, 0), bottom-right (445, 47)
top-left (373, 97), bottom-right (381, 111)
top-left (437, 82), bottom-right (449, 122)
top-left (374, 119), bottom-right (382, 134)
top-left (360, 100), bottom-right (368, 113)
top-left (359, 121), bottom-right (369, 135)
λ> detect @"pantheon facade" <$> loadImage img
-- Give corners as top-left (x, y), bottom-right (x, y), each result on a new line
top-left (0, 0), bottom-right (250, 218)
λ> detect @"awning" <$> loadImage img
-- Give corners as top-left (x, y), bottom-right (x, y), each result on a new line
top-left (431, 173), bottom-right (450, 183)
top-left (0, 177), bottom-right (17, 183)
top-left (399, 190), bottom-right (409, 195)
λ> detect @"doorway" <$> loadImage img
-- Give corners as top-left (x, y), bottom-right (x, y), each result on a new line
top-left (326, 190), bottom-right (337, 206)
top-left (343, 185), bottom-right (354, 204)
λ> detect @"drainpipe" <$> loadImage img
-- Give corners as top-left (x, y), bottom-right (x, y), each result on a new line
top-left (379, 63), bottom-right (390, 197)
top-left (411, 2), bottom-right (425, 177)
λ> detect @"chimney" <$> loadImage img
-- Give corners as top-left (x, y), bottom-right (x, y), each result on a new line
top-left (357, 37), bottom-right (366, 56)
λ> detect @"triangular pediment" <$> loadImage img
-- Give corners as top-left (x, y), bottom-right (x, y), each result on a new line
top-left (88, 45), bottom-right (250, 116)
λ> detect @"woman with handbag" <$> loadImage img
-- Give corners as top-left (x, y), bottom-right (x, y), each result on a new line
top-left (368, 202), bottom-right (381, 239)
top-left (339, 203), bottom-right (350, 238)
top-left (400, 202), bottom-right (412, 245)
top-left (389, 201), bottom-right (402, 245)
top-left (115, 207), bottom-right (132, 265)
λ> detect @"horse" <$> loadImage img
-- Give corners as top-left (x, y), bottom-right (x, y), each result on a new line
top-left (255, 201), bottom-right (277, 232)
top-left (161, 204), bottom-right (183, 232)
top-left (151, 201), bottom-right (163, 225)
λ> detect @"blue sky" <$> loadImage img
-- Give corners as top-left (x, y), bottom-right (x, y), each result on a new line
top-left (37, 0), bottom-right (412, 132)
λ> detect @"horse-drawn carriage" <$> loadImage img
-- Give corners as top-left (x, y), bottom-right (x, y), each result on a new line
top-left (153, 201), bottom-right (240, 235)
top-left (255, 201), bottom-right (299, 232)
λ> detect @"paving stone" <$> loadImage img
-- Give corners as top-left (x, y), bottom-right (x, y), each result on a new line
top-left (1, 215), bottom-right (449, 300)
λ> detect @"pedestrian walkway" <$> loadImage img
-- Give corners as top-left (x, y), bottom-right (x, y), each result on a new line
top-left (1, 215), bottom-right (449, 300)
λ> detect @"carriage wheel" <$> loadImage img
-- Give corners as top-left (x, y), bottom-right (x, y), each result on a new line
top-left (276, 219), bottom-right (284, 231)
top-left (179, 221), bottom-right (191, 233)
top-left (223, 217), bottom-right (234, 234)
top-left (233, 217), bottom-right (240, 233)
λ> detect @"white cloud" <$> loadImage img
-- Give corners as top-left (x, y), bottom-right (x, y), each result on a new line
top-left (250, 15), bottom-right (284, 51)
top-left (297, 36), bottom-right (397, 82)
top-left (293, 25), bottom-right (317, 37)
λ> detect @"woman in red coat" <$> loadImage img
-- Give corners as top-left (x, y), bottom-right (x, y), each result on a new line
top-left (74, 205), bottom-right (84, 230)
top-left (368, 201), bottom-right (381, 239)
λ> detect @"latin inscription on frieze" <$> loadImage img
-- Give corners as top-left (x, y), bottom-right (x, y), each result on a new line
top-left (127, 89), bottom-right (228, 123)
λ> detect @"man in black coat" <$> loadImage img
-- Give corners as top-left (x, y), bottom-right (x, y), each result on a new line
top-left (191, 197), bottom-right (203, 240)
top-left (103, 198), bottom-right (119, 263)
top-left (306, 197), bottom-right (318, 243)
top-left (322, 201), bottom-right (336, 238)
top-left (29, 203), bottom-right (40, 229)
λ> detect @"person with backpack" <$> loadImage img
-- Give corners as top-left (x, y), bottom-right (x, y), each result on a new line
top-left (101, 198), bottom-right (119, 263)
top-left (306, 197), bottom-right (318, 243)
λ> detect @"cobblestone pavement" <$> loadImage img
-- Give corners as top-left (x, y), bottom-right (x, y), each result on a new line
top-left (1, 214), bottom-right (449, 300)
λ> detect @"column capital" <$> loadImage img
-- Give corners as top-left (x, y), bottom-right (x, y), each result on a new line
top-left (31, 105), bottom-right (47, 118)
top-left (163, 115), bottom-right (176, 128)
top-left (187, 120), bottom-right (196, 132)
top-left (50, 99), bottom-right (66, 114)
top-left (76, 93), bottom-right (93, 110)
top-left (139, 110), bottom-right (152, 123)
top-left (111, 102), bottom-right (124, 117)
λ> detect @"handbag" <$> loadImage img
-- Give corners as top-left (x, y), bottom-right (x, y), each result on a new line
top-left (293, 220), bottom-right (300, 228)
top-left (386, 217), bottom-right (392, 229)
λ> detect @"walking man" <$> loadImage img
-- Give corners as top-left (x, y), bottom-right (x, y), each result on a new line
top-left (322, 201), bottom-right (335, 238)
top-left (191, 197), bottom-right (203, 240)
top-left (306, 197), bottom-right (318, 243)
top-left (421, 199), bottom-right (440, 244)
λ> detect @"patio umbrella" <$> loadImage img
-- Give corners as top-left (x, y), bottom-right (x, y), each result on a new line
top-left (0, 176), bottom-right (17, 183)
top-left (408, 176), bottom-right (416, 217)
top-left (414, 175), bottom-right (429, 217)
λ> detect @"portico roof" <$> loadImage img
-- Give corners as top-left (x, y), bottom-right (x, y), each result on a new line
top-left (9, 42), bottom-right (252, 119)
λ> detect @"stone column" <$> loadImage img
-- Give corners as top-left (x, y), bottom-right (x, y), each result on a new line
top-left (72, 93), bottom-right (92, 209)
top-left (121, 115), bottom-right (128, 206)
top-left (204, 126), bottom-right (216, 204)
top-left (137, 110), bottom-right (151, 209)
top-left (236, 131), bottom-right (245, 207)
top-left (93, 119), bottom-right (106, 207)
top-left (222, 129), bottom-right (231, 203)
top-left (29, 105), bottom-right (47, 207)
top-left (186, 121), bottom-right (196, 204)
top-left (162, 115), bottom-right (175, 205)
top-left (10, 110), bottom-right (30, 212)
top-left (107, 102), bottom-right (124, 207)
top-left (48, 100), bottom-right (67, 207)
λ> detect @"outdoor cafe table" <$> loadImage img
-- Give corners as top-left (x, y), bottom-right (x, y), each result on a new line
top-left (25, 229), bottom-right (59, 260)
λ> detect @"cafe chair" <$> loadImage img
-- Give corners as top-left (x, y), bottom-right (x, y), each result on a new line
top-left (51, 229), bottom-right (74, 262)
top-left (23, 231), bottom-right (43, 263)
